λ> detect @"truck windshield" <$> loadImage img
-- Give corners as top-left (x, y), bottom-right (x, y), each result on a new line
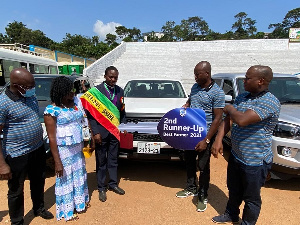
top-left (237, 77), bottom-right (300, 103)
top-left (124, 80), bottom-right (187, 98)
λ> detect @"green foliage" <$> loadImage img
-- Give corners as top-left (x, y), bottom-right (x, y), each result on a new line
top-left (0, 7), bottom-right (298, 60)
top-left (284, 7), bottom-right (300, 28)
top-left (0, 21), bottom-right (117, 60)
top-left (0, 33), bottom-right (10, 43)
top-left (105, 34), bottom-right (117, 46)
top-left (268, 7), bottom-right (300, 38)
top-left (115, 26), bottom-right (143, 42)
top-left (161, 21), bottom-right (176, 41)
top-left (145, 31), bottom-right (161, 42)
top-left (160, 17), bottom-right (209, 41)
top-left (4, 21), bottom-right (54, 47)
top-left (231, 12), bottom-right (257, 39)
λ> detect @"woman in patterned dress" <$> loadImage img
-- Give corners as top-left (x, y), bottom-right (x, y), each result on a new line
top-left (44, 76), bottom-right (93, 221)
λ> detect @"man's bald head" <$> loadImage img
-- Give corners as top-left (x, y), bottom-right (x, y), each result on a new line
top-left (195, 61), bottom-right (211, 75)
top-left (194, 61), bottom-right (212, 87)
top-left (249, 65), bottom-right (273, 84)
top-left (10, 68), bottom-right (34, 84)
top-left (9, 68), bottom-right (35, 96)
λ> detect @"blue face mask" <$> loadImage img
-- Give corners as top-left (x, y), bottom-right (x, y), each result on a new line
top-left (21, 87), bottom-right (36, 97)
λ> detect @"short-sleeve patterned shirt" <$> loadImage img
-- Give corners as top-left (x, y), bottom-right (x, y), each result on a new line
top-left (0, 89), bottom-right (43, 158)
top-left (189, 81), bottom-right (225, 130)
top-left (231, 91), bottom-right (281, 166)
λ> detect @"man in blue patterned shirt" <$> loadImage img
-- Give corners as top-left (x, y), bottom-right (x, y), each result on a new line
top-left (211, 65), bottom-right (281, 225)
top-left (0, 68), bottom-right (53, 225)
top-left (176, 61), bottom-right (225, 212)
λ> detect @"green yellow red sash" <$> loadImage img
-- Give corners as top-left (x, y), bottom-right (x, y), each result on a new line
top-left (80, 87), bottom-right (120, 141)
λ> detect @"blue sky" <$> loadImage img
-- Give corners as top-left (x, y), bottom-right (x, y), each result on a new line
top-left (0, 0), bottom-right (298, 42)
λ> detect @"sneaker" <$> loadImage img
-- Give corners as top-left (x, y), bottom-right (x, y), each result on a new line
top-left (212, 212), bottom-right (239, 224)
top-left (196, 198), bottom-right (208, 212)
top-left (176, 189), bottom-right (198, 198)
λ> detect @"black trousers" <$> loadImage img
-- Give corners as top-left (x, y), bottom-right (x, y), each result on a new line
top-left (184, 142), bottom-right (212, 199)
top-left (95, 133), bottom-right (119, 191)
top-left (5, 145), bottom-right (46, 225)
top-left (226, 154), bottom-right (272, 225)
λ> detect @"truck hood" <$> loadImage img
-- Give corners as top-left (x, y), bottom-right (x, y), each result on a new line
top-left (279, 104), bottom-right (300, 125)
top-left (124, 98), bottom-right (187, 117)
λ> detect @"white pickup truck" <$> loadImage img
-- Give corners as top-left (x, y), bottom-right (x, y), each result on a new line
top-left (119, 79), bottom-right (188, 160)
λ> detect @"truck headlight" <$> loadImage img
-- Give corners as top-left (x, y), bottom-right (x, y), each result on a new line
top-left (273, 121), bottom-right (300, 139)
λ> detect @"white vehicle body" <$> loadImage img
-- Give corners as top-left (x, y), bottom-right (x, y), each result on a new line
top-left (0, 48), bottom-right (59, 89)
top-left (119, 79), bottom-right (188, 160)
top-left (212, 73), bottom-right (300, 178)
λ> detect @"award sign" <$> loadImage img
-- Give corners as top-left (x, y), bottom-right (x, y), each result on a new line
top-left (157, 108), bottom-right (207, 150)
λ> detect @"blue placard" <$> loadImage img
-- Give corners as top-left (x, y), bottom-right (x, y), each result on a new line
top-left (157, 108), bottom-right (207, 150)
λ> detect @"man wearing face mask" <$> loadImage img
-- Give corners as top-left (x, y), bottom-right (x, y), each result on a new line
top-left (0, 68), bottom-right (53, 225)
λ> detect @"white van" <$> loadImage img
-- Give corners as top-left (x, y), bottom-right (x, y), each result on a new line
top-left (213, 73), bottom-right (300, 179)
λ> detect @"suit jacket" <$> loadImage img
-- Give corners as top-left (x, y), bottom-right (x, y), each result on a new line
top-left (86, 82), bottom-right (126, 139)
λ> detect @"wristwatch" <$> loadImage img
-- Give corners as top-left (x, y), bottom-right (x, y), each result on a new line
top-left (205, 139), bottom-right (210, 144)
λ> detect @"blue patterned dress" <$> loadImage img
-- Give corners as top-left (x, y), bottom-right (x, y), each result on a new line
top-left (44, 103), bottom-right (89, 221)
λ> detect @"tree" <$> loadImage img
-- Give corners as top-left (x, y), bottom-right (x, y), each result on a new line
top-left (105, 33), bottom-right (117, 45)
top-left (128, 27), bottom-right (142, 42)
top-left (161, 21), bottom-right (176, 41)
top-left (5, 21), bottom-right (27, 43)
top-left (145, 31), bottom-right (161, 42)
top-left (59, 33), bottom-right (92, 56)
top-left (90, 42), bottom-right (111, 59)
top-left (3, 21), bottom-right (54, 48)
top-left (92, 36), bottom-right (99, 46)
top-left (232, 12), bottom-right (257, 39)
top-left (284, 7), bottom-right (300, 28)
top-left (115, 26), bottom-right (142, 42)
top-left (185, 16), bottom-right (209, 40)
top-left (205, 30), bottom-right (224, 40)
top-left (0, 33), bottom-right (9, 43)
top-left (269, 7), bottom-right (300, 38)
top-left (115, 26), bottom-right (129, 40)
top-left (160, 17), bottom-right (209, 41)
top-left (0, 21), bottom-right (117, 59)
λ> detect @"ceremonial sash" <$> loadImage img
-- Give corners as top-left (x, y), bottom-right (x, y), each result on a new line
top-left (80, 87), bottom-right (121, 141)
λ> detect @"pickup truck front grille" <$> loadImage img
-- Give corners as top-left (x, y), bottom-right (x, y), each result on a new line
top-left (133, 133), bottom-right (163, 142)
top-left (126, 117), bottom-right (161, 123)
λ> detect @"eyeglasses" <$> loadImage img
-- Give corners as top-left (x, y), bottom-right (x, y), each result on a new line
top-left (14, 83), bottom-right (35, 90)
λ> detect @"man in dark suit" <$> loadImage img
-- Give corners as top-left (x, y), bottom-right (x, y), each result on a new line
top-left (84, 66), bottom-right (126, 202)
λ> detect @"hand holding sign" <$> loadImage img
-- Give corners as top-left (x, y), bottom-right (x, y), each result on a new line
top-left (157, 108), bottom-right (207, 150)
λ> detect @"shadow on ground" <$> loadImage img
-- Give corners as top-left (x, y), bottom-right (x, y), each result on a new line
top-left (118, 160), bottom-right (186, 188)
top-left (0, 210), bottom-right (9, 223)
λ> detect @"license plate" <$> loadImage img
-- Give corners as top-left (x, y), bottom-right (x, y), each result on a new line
top-left (137, 142), bottom-right (160, 154)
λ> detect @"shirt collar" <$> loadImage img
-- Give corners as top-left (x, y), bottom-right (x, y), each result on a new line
top-left (103, 81), bottom-right (114, 90)
top-left (5, 88), bottom-right (22, 102)
top-left (198, 79), bottom-right (215, 92)
top-left (245, 90), bottom-right (269, 99)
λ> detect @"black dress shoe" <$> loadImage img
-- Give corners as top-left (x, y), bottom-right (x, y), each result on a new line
top-left (109, 186), bottom-right (125, 195)
top-left (99, 190), bottom-right (107, 202)
top-left (34, 209), bottom-right (54, 219)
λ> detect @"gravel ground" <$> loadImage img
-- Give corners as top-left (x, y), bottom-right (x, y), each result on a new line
top-left (0, 149), bottom-right (299, 225)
